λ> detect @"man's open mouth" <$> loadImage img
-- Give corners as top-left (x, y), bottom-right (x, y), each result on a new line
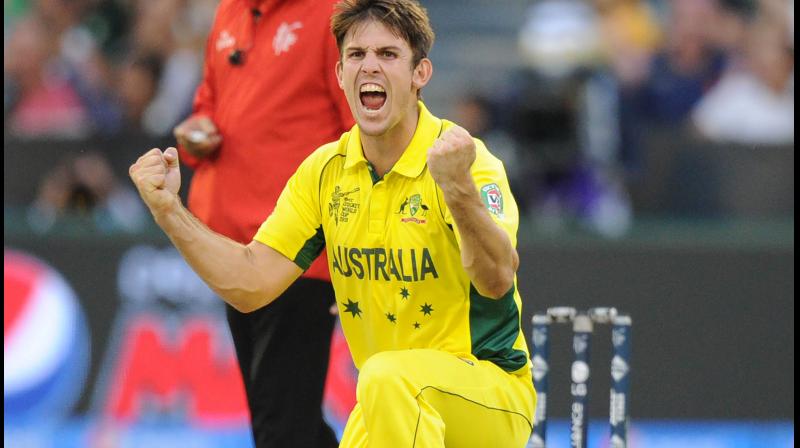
top-left (359, 83), bottom-right (386, 111)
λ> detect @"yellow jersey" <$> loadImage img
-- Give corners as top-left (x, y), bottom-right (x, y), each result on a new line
top-left (254, 102), bottom-right (531, 375)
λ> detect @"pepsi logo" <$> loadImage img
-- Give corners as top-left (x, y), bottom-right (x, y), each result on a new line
top-left (4, 249), bottom-right (90, 421)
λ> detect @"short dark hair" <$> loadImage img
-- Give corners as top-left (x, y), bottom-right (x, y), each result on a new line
top-left (331, 0), bottom-right (435, 67)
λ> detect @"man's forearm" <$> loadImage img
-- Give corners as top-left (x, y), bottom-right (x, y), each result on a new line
top-left (152, 198), bottom-right (292, 312)
top-left (441, 180), bottom-right (518, 299)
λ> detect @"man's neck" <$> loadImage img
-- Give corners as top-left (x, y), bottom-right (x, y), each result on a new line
top-left (361, 102), bottom-right (420, 178)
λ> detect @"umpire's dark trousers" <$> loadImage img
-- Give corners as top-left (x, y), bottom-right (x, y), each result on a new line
top-left (226, 277), bottom-right (339, 448)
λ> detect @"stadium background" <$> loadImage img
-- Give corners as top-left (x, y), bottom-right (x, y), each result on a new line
top-left (4, 0), bottom-right (793, 447)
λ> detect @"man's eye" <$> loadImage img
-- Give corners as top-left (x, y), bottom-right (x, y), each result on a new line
top-left (382, 51), bottom-right (396, 58)
top-left (349, 51), bottom-right (364, 58)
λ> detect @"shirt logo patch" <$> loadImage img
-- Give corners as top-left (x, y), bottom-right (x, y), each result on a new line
top-left (329, 186), bottom-right (360, 225)
top-left (397, 194), bottom-right (428, 224)
top-left (215, 30), bottom-right (236, 52)
top-left (273, 21), bottom-right (302, 55)
top-left (481, 183), bottom-right (504, 218)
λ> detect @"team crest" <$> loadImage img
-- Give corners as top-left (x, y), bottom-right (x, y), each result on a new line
top-left (397, 194), bottom-right (428, 224)
top-left (480, 183), bottom-right (504, 218)
top-left (409, 194), bottom-right (422, 216)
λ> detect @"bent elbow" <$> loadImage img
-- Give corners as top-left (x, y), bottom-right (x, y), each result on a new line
top-left (231, 301), bottom-right (259, 314)
top-left (490, 283), bottom-right (515, 300)
top-left (482, 270), bottom-right (516, 299)
top-left (511, 249), bottom-right (520, 273)
top-left (484, 249), bottom-right (518, 299)
top-left (220, 285), bottom-right (273, 314)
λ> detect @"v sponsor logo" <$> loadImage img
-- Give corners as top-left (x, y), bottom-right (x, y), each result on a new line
top-left (480, 183), bottom-right (504, 218)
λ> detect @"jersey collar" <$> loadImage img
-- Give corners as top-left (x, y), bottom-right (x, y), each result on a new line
top-left (344, 101), bottom-right (443, 179)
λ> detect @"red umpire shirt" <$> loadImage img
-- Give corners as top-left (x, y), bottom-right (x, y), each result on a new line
top-left (179, 0), bottom-right (353, 281)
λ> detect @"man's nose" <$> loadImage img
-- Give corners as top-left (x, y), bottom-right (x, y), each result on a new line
top-left (360, 51), bottom-right (381, 74)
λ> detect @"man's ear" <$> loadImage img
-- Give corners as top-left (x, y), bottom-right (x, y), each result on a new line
top-left (336, 60), bottom-right (344, 90)
top-left (412, 58), bottom-right (433, 92)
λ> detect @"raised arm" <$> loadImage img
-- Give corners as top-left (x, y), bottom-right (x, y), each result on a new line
top-left (427, 126), bottom-right (519, 299)
top-left (129, 147), bottom-right (303, 312)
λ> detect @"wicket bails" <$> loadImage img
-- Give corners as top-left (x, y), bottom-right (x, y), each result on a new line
top-left (529, 307), bottom-right (632, 448)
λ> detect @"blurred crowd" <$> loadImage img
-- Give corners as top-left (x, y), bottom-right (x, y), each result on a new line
top-left (5, 0), bottom-right (218, 232)
top-left (4, 0), bottom-right (794, 236)
top-left (454, 0), bottom-right (793, 236)
top-left (4, 0), bottom-right (216, 138)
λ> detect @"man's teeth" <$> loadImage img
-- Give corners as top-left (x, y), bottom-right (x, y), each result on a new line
top-left (360, 83), bottom-right (385, 93)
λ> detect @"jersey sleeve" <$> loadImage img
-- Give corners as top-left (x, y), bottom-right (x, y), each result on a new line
top-left (439, 138), bottom-right (520, 248)
top-left (253, 152), bottom-right (326, 270)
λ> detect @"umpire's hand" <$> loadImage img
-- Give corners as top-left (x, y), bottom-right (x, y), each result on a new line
top-left (174, 116), bottom-right (222, 158)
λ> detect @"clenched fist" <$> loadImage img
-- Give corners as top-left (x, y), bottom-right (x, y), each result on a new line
top-left (427, 125), bottom-right (476, 190)
top-left (129, 147), bottom-right (182, 215)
